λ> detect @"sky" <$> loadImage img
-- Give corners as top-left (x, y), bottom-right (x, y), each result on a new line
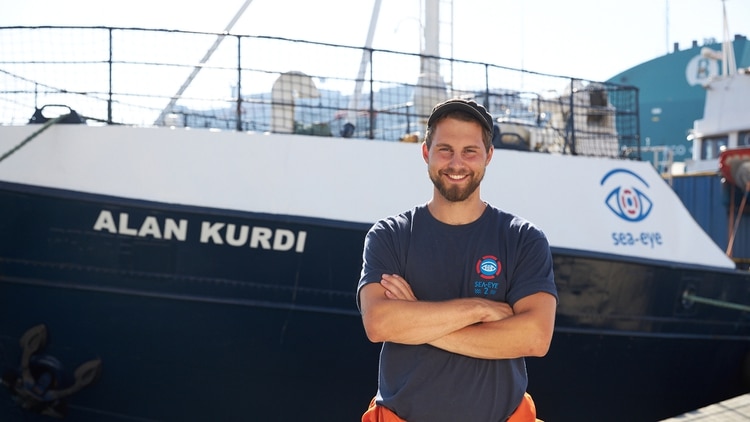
top-left (1, 0), bottom-right (749, 82)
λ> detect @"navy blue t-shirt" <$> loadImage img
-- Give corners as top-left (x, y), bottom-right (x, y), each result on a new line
top-left (357, 204), bottom-right (557, 422)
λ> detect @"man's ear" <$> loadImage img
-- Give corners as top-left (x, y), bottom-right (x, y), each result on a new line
top-left (422, 141), bottom-right (429, 163)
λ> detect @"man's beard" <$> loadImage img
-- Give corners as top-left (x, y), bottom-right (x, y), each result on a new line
top-left (430, 171), bottom-right (483, 202)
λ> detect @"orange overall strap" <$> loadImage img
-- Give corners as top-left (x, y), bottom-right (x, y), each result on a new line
top-left (363, 393), bottom-right (540, 422)
top-left (507, 392), bottom-right (540, 422)
top-left (362, 397), bottom-right (407, 422)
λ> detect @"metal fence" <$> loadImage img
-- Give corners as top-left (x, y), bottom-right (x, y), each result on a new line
top-left (0, 26), bottom-right (640, 158)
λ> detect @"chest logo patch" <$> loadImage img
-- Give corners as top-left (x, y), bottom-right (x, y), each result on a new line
top-left (476, 255), bottom-right (501, 280)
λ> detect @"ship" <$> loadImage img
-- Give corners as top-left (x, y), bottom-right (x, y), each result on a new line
top-left (649, 2), bottom-right (750, 266)
top-left (1, 3), bottom-right (750, 421)
top-left (606, 26), bottom-right (750, 172)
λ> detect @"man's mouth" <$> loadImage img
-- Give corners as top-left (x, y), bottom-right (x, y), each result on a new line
top-left (446, 173), bottom-right (468, 181)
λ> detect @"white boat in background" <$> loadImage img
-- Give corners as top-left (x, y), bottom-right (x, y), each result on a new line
top-left (669, 1), bottom-right (750, 267)
top-left (685, 1), bottom-right (750, 174)
top-left (1, 2), bottom-right (749, 421)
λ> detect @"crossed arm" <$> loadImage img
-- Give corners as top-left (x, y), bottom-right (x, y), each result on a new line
top-left (359, 274), bottom-right (557, 360)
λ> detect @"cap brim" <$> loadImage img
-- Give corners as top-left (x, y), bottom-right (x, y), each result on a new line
top-left (427, 100), bottom-right (494, 132)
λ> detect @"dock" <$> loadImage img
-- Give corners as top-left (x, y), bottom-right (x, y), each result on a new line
top-left (661, 394), bottom-right (750, 420)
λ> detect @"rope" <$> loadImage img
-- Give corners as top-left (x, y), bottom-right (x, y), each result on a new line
top-left (726, 182), bottom-right (750, 257)
top-left (683, 291), bottom-right (750, 313)
top-left (0, 113), bottom-right (70, 164)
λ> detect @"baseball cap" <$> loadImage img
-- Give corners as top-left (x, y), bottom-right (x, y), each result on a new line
top-left (427, 99), bottom-right (494, 132)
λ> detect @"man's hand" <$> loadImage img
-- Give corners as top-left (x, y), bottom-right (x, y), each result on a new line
top-left (380, 274), bottom-right (417, 301)
top-left (475, 298), bottom-right (514, 323)
top-left (380, 274), bottom-right (513, 323)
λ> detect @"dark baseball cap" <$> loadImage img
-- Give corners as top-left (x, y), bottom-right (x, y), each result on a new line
top-left (427, 99), bottom-right (494, 132)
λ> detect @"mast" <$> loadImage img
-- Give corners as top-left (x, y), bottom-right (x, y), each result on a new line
top-left (414, 0), bottom-right (448, 121)
top-left (422, 0), bottom-right (440, 75)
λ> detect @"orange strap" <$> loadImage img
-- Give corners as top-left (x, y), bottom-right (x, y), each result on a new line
top-left (507, 392), bottom-right (538, 422)
top-left (361, 397), bottom-right (406, 422)
top-left (362, 392), bottom-right (538, 422)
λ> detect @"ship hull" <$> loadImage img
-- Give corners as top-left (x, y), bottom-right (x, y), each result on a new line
top-left (1, 182), bottom-right (749, 421)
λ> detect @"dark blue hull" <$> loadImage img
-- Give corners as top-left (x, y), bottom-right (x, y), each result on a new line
top-left (1, 181), bottom-right (749, 421)
top-left (1, 282), bottom-right (380, 421)
top-left (0, 182), bottom-right (381, 421)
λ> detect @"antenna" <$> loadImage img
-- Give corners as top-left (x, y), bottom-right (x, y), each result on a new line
top-left (665, 0), bottom-right (670, 54)
top-left (721, 0), bottom-right (736, 76)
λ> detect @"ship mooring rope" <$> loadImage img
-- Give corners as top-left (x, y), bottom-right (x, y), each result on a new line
top-left (683, 291), bottom-right (750, 313)
top-left (726, 181), bottom-right (750, 257)
top-left (0, 113), bottom-right (70, 164)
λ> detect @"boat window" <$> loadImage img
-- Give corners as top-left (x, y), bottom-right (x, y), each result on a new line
top-left (740, 131), bottom-right (750, 147)
top-left (701, 136), bottom-right (728, 160)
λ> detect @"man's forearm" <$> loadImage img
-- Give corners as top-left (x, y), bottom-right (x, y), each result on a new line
top-left (362, 296), bottom-right (489, 344)
top-left (428, 293), bottom-right (557, 359)
top-left (428, 315), bottom-right (548, 359)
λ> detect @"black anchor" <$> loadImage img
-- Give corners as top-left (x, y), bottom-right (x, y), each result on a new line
top-left (2, 324), bottom-right (102, 418)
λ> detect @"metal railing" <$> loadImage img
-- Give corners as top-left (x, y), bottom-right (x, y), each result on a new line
top-left (0, 26), bottom-right (640, 158)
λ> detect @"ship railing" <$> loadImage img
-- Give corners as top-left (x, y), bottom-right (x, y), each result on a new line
top-left (0, 26), bottom-right (641, 159)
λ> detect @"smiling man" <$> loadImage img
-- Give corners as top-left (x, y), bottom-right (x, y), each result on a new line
top-left (357, 99), bottom-right (558, 422)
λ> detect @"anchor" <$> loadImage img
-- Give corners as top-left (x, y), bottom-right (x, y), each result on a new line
top-left (1, 324), bottom-right (102, 418)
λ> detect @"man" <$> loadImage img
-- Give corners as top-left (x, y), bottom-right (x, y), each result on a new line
top-left (357, 98), bottom-right (558, 422)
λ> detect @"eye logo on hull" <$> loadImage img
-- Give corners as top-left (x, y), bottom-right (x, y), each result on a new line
top-left (601, 169), bottom-right (653, 222)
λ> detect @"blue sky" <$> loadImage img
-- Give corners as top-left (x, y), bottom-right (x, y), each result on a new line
top-left (2, 0), bottom-right (748, 81)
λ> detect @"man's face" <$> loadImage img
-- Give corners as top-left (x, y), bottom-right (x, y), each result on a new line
top-left (423, 117), bottom-right (492, 202)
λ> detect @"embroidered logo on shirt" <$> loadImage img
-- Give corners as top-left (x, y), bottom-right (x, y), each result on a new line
top-left (474, 280), bottom-right (499, 296)
top-left (474, 256), bottom-right (501, 296)
top-left (476, 255), bottom-right (501, 279)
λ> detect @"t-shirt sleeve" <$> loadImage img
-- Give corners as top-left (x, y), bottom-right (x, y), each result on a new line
top-left (506, 222), bottom-right (558, 306)
top-left (356, 214), bottom-right (409, 311)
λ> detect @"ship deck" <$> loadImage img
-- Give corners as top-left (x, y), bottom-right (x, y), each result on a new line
top-left (661, 393), bottom-right (750, 421)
